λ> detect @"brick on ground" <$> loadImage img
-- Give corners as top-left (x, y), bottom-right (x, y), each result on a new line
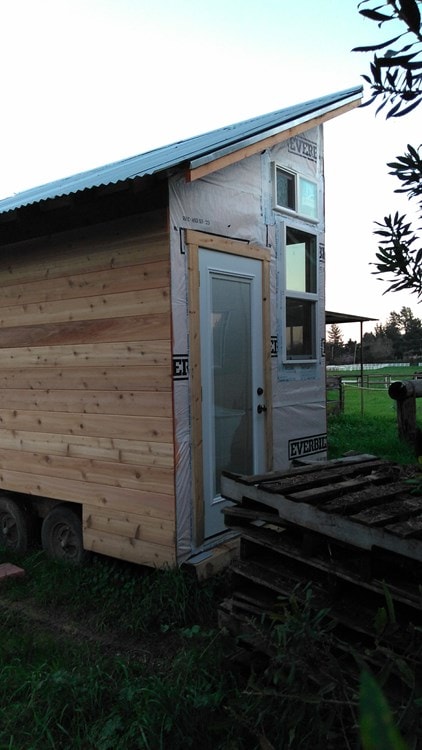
top-left (0, 563), bottom-right (25, 582)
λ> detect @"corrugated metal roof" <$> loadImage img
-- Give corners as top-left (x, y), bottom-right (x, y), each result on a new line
top-left (0, 86), bottom-right (362, 215)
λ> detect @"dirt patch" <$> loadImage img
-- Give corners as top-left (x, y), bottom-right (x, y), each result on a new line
top-left (0, 595), bottom-right (184, 667)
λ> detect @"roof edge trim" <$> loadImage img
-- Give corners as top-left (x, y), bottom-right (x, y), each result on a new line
top-left (188, 89), bottom-right (363, 172)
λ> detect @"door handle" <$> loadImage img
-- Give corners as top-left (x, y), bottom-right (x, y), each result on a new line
top-left (257, 404), bottom-right (267, 414)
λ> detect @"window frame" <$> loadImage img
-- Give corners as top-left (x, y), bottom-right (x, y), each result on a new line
top-left (273, 163), bottom-right (318, 224)
top-left (281, 224), bottom-right (319, 364)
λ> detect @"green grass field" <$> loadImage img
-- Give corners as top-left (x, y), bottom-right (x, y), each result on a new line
top-left (327, 366), bottom-right (421, 464)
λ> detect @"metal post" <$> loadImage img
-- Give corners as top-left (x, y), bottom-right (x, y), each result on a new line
top-left (360, 320), bottom-right (364, 416)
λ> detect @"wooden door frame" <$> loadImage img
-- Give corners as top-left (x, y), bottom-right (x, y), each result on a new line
top-left (185, 229), bottom-right (272, 545)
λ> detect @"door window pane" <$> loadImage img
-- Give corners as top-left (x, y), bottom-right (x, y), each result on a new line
top-left (211, 275), bottom-right (253, 492)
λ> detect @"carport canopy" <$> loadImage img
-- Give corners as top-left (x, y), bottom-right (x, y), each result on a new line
top-left (325, 310), bottom-right (378, 380)
top-left (325, 311), bottom-right (378, 326)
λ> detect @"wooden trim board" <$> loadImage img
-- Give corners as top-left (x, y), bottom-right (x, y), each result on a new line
top-left (185, 230), bottom-right (272, 544)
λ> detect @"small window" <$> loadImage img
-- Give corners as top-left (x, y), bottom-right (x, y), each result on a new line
top-left (298, 176), bottom-right (317, 220)
top-left (276, 168), bottom-right (295, 211)
top-left (274, 165), bottom-right (318, 221)
top-left (284, 227), bottom-right (318, 361)
top-left (286, 298), bottom-right (316, 360)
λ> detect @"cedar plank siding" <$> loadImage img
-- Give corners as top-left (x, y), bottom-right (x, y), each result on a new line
top-left (0, 210), bottom-right (176, 567)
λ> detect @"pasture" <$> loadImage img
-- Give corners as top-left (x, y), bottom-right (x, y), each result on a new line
top-left (327, 365), bottom-right (421, 463)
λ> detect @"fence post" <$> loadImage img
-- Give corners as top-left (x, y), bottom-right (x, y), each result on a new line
top-left (396, 397), bottom-right (417, 443)
top-left (388, 380), bottom-right (422, 444)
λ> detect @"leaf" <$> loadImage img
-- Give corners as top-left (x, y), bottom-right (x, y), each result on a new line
top-left (359, 671), bottom-right (409, 750)
top-left (376, 96), bottom-right (391, 115)
top-left (352, 34), bottom-right (405, 52)
top-left (371, 58), bottom-right (383, 84)
top-left (398, 0), bottom-right (421, 34)
top-left (359, 9), bottom-right (393, 22)
top-left (407, 143), bottom-right (420, 159)
top-left (386, 101), bottom-right (403, 117)
top-left (359, 95), bottom-right (378, 108)
top-left (374, 606), bottom-right (388, 635)
top-left (382, 582), bottom-right (396, 625)
top-left (393, 98), bottom-right (421, 115)
top-left (394, 657), bottom-right (415, 690)
top-left (377, 52), bottom-right (418, 66)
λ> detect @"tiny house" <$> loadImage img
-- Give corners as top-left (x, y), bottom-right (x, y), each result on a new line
top-left (0, 86), bottom-right (362, 570)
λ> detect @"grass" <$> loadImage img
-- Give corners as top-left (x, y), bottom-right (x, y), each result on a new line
top-left (0, 553), bottom-right (235, 750)
top-left (327, 365), bottom-right (422, 464)
top-left (0, 550), bottom-right (223, 635)
top-left (0, 561), bottom-right (365, 750)
top-left (328, 413), bottom-right (416, 463)
top-left (1, 558), bottom-right (419, 749)
top-left (0, 553), bottom-right (363, 749)
top-left (0, 604), bottom-right (232, 750)
top-left (1, 366), bottom-right (421, 749)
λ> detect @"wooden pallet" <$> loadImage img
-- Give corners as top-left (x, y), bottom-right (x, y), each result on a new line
top-left (219, 455), bottom-right (422, 656)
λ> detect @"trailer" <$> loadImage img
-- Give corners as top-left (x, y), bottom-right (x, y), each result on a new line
top-left (0, 87), bottom-right (362, 572)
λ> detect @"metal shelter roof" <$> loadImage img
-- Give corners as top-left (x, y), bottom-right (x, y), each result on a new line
top-left (0, 86), bottom-right (362, 215)
top-left (325, 311), bottom-right (378, 325)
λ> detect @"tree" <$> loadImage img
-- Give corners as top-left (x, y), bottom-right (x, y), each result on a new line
top-left (354, 1), bottom-right (422, 297)
top-left (384, 310), bottom-right (406, 358)
top-left (372, 145), bottom-right (422, 297)
top-left (357, 308), bottom-right (422, 361)
top-left (354, 0), bottom-right (422, 116)
top-left (326, 324), bottom-right (345, 364)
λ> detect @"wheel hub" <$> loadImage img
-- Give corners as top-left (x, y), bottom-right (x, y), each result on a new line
top-left (0, 513), bottom-right (16, 541)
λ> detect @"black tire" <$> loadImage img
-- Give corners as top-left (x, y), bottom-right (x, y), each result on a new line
top-left (41, 505), bottom-right (88, 564)
top-left (0, 496), bottom-right (33, 553)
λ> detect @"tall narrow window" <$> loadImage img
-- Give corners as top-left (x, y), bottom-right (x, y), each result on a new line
top-left (285, 228), bottom-right (317, 360)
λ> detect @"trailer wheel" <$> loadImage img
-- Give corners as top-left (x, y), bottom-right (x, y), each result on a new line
top-left (41, 505), bottom-right (88, 564)
top-left (0, 496), bottom-right (33, 553)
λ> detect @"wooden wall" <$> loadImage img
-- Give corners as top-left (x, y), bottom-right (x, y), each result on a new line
top-left (0, 210), bottom-right (176, 567)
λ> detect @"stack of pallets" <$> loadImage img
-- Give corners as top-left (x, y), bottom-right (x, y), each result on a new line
top-left (219, 455), bottom-right (422, 656)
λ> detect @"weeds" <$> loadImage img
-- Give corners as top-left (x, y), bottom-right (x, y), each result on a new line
top-left (328, 413), bottom-right (416, 463)
top-left (1, 560), bottom-right (421, 748)
top-left (0, 549), bottom-right (222, 637)
top-left (1, 384), bottom-right (422, 748)
top-left (230, 585), bottom-right (358, 749)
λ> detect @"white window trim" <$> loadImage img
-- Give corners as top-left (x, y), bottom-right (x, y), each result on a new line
top-left (272, 162), bottom-right (319, 224)
top-left (281, 224), bottom-right (319, 364)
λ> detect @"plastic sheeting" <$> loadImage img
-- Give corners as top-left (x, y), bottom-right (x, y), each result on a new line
top-left (169, 125), bottom-right (327, 561)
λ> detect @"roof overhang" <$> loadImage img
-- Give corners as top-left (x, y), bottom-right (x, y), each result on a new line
top-left (186, 89), bottom-right (363, 182)
top-left (0, 86), bottom-right (363, 218)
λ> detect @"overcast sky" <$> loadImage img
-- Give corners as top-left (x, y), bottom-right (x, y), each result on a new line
top-left (1, 0), bottom-right (420, 339)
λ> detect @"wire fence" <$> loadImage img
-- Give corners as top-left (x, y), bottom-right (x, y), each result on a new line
top-left (326, 374), bottom-right (422, 418)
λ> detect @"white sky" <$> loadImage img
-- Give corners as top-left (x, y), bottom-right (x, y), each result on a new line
top-left (0, 0), bottom-right (420, 340)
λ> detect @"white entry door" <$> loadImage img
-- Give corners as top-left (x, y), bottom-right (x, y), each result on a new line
top-left (199, 248), bottom-right (267, 537)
